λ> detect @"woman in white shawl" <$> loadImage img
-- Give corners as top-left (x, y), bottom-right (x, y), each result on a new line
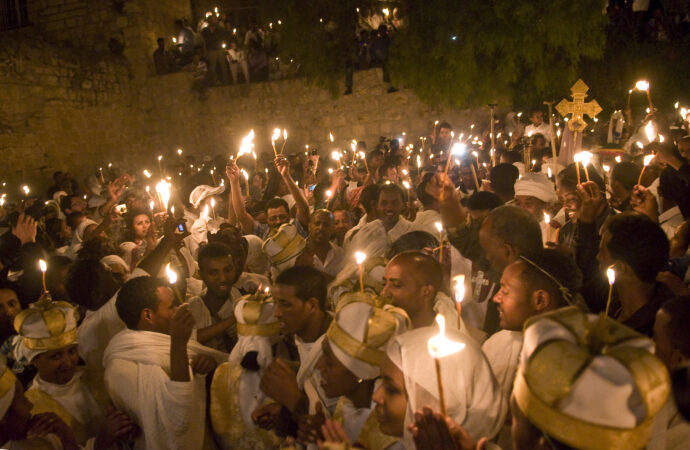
top-left (119, 209), bottom-right (156, 271)
top-left (373, 318), bottom-right (506, 449)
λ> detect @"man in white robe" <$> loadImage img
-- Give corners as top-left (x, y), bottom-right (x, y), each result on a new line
top-left (103, 276), bottom-right (226, 450)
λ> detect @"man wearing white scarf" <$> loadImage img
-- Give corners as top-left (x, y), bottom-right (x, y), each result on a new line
top-left (103, 276), bottom-right (227, 450)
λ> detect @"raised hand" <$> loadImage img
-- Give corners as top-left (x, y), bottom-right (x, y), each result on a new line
top-left (297, 401), bottom-right (326, 444)
top-left (576, 181), bottom-right (606, 224)
top-left (169, 303), bottom-right (194, 344)
top-left (191, 354), bottom-right (217, 375)
top-left (225, 159), bottom-right (240, 182)
top-left (260, 358), bottom-right (300, 411)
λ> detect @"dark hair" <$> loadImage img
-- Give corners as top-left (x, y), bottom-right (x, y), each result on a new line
top-left (661, 296), bottom-right (690, 358)
top-left (366, 149), bottom-right (384, 162)
top-left (265, 197), bottom-right (290, 214)
top-left (438, 121), bottom-right (452, 130)
top-left (416, 178), bottom-right (435, 208)
top-left (518, 248), bottom-right (582, 307)
top-left (610, 162), bottom-right (641, 191)
top-left (124, 209), bottom-right (152, 241)
top-left (66, 211), bottom-right (85, 230)
top-left (377, 183), bottom-right (404, 203)
top-left (77, 236), bottom-right (119, 260)
top-left (486, 206), bottom-right (542, 258)
top-left (490, 163), bottom-right (520, 196)
top-left (467, 191), bottom-right (503, 211)
top-left (500, 152), bottom-right (522, 164)
top-left (60, 195), bottom-right (78, 212)
top-left (605, 213), bottom-right (669, 283)
top-left (116, 276), bottom-right (167, 329)
top-left (389, 231), bottom-right (439, 258)
top-left (66, 258), bottom-right (121, 311)
top-left (359, 184), bottom-right (380, 215)
top-left (198, 242), bottom-right (234, 274)
top-left (208, 225), bottom-right (248, 269)
top-left (275, 266), bottom-right (328, 310)
top-left (557, 163), bottom-right (605, 192)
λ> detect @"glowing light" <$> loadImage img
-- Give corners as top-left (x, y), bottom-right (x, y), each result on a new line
top-left (603, 165), bottom-right (610, 173)
top-left (22, 185), bottom-right (30, 195)
top-left (544, 213), bottom-right (550, 225)
top-left (643, 154), bottom-right (655, 167)
top-left (427, 315), bottom-right (465, 359)
top-left (453, 275), bottom-right (465, 305)
top-left (645, 121), bottom-right (655, 143)
top-left (329, 132), bottom-right (334, 143)
top-left (165, 263), bottom-right (177, 285)
top-left (435, 221), bottom-right (443, 233)
top-left (355, 251), bottom-right (366, 265)
top-left (635, 80), bottom-right (650, 91)
top-left (607, 267), bottom-right (616, 285)
top-left (143, 170), bottom-right (151, 178)
top-left (239, 129), bottom-right (255, 157)
top-left (155, 180), bottom-right (172, 210)
top-left (615, 156), bottom-right (622, 163)
top-left (39, 259), bottom-right (47, 273)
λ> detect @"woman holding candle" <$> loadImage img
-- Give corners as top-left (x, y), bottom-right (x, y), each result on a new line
top-left (119, 210), bottom-right (157, 271)
top-left (372, 324), bottom-right (505, 449)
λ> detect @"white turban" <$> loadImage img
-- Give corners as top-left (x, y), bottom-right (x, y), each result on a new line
top-left (100, 254), bottom-right (130, 273)
top-left (189, 185), bottom-right (225, 209)
top-left (514, 173), bottom-right (558, 203)
top-left (74, 218), bottom-right (97, 244)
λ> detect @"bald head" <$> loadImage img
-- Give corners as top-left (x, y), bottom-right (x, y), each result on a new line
top-left (388, 251), bottom-right (442, 292)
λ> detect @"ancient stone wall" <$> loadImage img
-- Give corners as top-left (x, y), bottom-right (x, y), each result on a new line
top-left (0, 0), bottom-right (485, 192)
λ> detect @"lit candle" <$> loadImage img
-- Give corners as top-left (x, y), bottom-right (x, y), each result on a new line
top-left (210, 197), bottom-right (217, 220)
top-left (155, 180), bottom-right (171, 211)
top-left (359, 151), bottom-right (370, 173)
top-left (576, 151), bottom-right (593, 182)
top-left (637, 154), bottom-right (655, 185)
top-left (605, 266), bottom-right (616, 316)
top-left (240, 169), bottom-right (250, 196)
top-left (635, 80), bottom-right (653, 110)
top-left (238, 130), bottom-right (255, 158)
top-left (452, 275), bottom-right (465, 329)
top-left (281, 129), bottom-right (288, 154)
top-left (157, 155), bottom-right (163, 174)
top-left (644, 121), bottom-right (655, 143)
top-left (143, 169), bottom-right (152, 178)
top-left (39, 259), bottom-right (47, 292)
top-left (427, 315), bottom-right (465, 417)
top-left (22, 185), bottom-right (30, 196)
top-left (329, 132), bottom-right (334, 143)
top-left (177, 148), bottom-right (182, 156)
top-left (435, 221), bottom-right (444, 264)
top-left (271, 128), bottom-right (281, 156)
top-left (544, 213), bottom-right (552, 243)
top-left (355, 251), bottom-right (366, 292)
top-left (165, 263), bottom-right (184, 305)
top-left (331, 151), bottom-right (341, 170)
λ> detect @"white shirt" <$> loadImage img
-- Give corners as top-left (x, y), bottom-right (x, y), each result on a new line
top-left (312, 242), bottom-right (345, 277)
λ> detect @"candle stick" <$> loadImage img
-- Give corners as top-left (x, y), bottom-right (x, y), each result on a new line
top-left (210, 197), bottom-right (217, 220)
top-left (605, 266), bottom-right (616, 316)
top-left (544, 213), bottom-right (552, 243)
top-left (435, 221), bottom-right (444, 264)
top-left (271, 128), bottom-right (281, 157)
top-left (355, 251), bottom-right (366, 293)
top-left (241, 169), bottom-right (250, 196)
top-left (638, 154), bottom-right (655, 185)
top-left (165, 263), bottom-right (185, 305)
top-left (470, 162), bottom-right (480, 191)
top-left (427, 315), bottom-right (465, 417)
top-left (157, 155), bottom-right (163, 175)
top-left (453, 275), bottom-right (465, 329)
top-left (359, 151), bottom-right (370, 174)
top-left (39, 259), bottom-right (47, 293)
top-left (280, 129), bottom-right (288, 154)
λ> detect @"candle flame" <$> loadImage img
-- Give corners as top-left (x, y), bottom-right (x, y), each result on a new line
top-left (177, 148), bottom-right (182, 155)
top-left (143, 170), bottom-right (151, 178)
top-left (643, 154), bottom-right (655, 167)
top-left (427, 315), bottom-right (465, 359)
top-left (435, 221), bottom-right (443, 233)
top-left (283, 129), bottom-right (287, 140)
top-left (681, 108), bottom-right (688, 121)
top-left (39, 259), bottom-right (47, 273)
top-left (644, 121), bottom-right (655, 143)
top-left (544, 213), bottom-right (550, 225)
top-left (547, 167), bottom-right (552, 178)
top-left (355, 251), bottom-right (366, 265)
top-left (158, 155), bottom-right (162, 161)
top-left (210, 198), bottom-right (215, 207)
top-left (149, 200), bottom-right (154, 211)
top-left (615, 156), bottom-right (622, 163)
top-left (272, 128), bottom-right (281, 142)
top-left (329, 132), bottom-right (334, 143)
top-left (450, 142), bottom-right (466, 156)
top-left (607, 267), bottom-right (615, 285)
top-left (603, 165), bottom-right (610, 173)
top-left (239, 129), bottom-right (255, 157)
top-left (326, 189), bottom-right (332, 198)
top-left (155, 180), bottom-right (172, 210)
top-left (453, 275), bottom-right (465, 305)
top-left (165, 263), bottom-right (177, 285)
top-left (402, 180), bottom-right (410, 189)
top-left (22, 185), bottom-right (30, 195)
top-left (202, 204), bottom-right (209, 219)
top-left (635, 80), bottom-right (650, 91)
top-left (331, 151), bottom-right (341, 161)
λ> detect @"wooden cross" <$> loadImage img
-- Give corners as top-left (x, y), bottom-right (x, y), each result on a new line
top-left (556, 79), bottom-right (602, 133)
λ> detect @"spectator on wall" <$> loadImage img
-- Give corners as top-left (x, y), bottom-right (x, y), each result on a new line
top-left (153, 38), bottom-right (176, 75)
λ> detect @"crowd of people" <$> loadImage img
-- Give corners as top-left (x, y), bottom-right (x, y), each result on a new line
top-left (152, 6), bottom-right (400, 95)
top-left (1, 98), bottom-right (690, 450)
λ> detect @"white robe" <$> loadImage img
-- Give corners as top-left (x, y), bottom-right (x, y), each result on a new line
top-left (28, 370), bottom-right (106, 442)
top-left (77, 268), bottom-right (149, 372)
top-left (103, 329), bottom-right (227, 450)
top-left (187, 286), bottom-right (241, 351)
top-left (312, 242), bottom-right (345, 278)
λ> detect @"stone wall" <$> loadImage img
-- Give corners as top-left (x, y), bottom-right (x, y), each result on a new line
top-left (0, 0), bottom-right (487, 192)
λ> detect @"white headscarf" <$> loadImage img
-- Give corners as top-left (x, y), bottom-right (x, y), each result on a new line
top-left (387, 326), bottom-right (506, 448)
top-left (514, 173), bottom-right (558, 203)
